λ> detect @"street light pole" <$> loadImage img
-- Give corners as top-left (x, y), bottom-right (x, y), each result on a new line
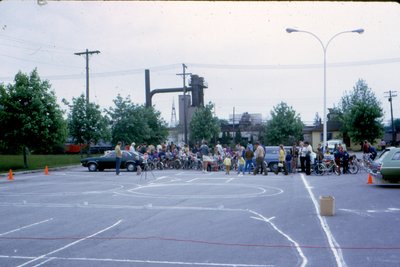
top-left (286, 28), bottom-right (364, 151)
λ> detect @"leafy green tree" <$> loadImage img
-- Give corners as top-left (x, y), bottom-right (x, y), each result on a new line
top-left (338, 79), bottom-right (384, 146)
top-left (220, 131), bottom-right (229, 145)
top-left (107, 95), bottom-right (168, 145)
top-left (263, 102), bottom-right (304, 145)
top-left (189, 102), bottom-right (220, 144)
top-left (65, 94), bottom-right (111, 152)
top-left (234, 128), bottom-right (242, 145)
top-left (0, 69), bottom-right (67, 167)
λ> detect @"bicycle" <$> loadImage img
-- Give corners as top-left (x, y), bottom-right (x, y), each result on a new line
top-left (347, 155), bottom-right (359, 174)
top-left (315, 158), bottom-right (340, 176)
top-left (361, 153), bottom-right (374, 173)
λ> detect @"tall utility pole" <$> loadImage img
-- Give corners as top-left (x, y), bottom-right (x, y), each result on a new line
top-left (176, 64), bottom-right (191, 145)
top-left (74, 49), bottom-right (100, 104)
top-left (384, 90), bottom-right (398, 144)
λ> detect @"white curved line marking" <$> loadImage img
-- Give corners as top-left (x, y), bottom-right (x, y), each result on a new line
top-left (248, 210), bottom-right (308, 267)
top-left (300, 173), bottom-right (346, 267)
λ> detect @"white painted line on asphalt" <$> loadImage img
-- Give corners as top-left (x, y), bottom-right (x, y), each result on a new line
top-left (225, 178), bottom-right (234, 183)
top-left (248, 210), bottom-right (308, 267)
top-left (300, 173), bottom-right (346, 267)
top-left (156, 176), bottom-right (169, 181)
top-left (0, 218), bottom-right (53, 236)
top-left (31, 257), bottom-right (56, 267)
top-left (1, 255), bottom-right (274, 267)
top-left (186, 178), bottom-right (199, 183)
top-left (339, 209), bottom-right (372, 217)
top-left (367, 208), bottom-right (400, 213)
top-left (16, 219), bottom-right (123, 267)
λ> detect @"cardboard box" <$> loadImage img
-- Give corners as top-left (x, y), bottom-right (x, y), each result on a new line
top-left (320, 196), bottom-right (335, 216)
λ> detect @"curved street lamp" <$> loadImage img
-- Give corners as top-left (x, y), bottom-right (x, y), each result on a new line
top-left (286, 28), bottom-right (364, 151)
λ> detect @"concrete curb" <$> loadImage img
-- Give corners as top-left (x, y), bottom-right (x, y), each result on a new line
top-left (0, 165), bottom-right (81, 178)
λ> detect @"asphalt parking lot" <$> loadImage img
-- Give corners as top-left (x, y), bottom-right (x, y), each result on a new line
top-left (0, 167), bottom-right (399, 267)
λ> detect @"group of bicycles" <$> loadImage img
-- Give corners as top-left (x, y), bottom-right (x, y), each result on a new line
top-left (142, 152), bottom-right (240, 172)
top-left (143, 153), bottom-right (203, 171)
top-left (312, 153), bottom-right (374, 176)
top-left (142, 150), bottom-right (376, 176)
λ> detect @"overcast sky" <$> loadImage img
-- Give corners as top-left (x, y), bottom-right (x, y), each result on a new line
top-left (1, 1), bottom-right (399, 126)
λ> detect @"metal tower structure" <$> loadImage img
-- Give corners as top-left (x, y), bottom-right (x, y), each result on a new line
top-left (170, 98), bottom-right (177, 127)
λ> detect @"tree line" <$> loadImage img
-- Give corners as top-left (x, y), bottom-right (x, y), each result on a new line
top-left (0, 69), bottom-right (391, 167)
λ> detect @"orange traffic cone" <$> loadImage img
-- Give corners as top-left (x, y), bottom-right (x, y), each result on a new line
top-left (8, 169), bottom-right (14, 180)
top-left (367, 173), bottom-right (373, 184)
top-left (44, 166), bottom-right (49, 175)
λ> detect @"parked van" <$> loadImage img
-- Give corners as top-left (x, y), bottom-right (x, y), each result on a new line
top-left (264, 145), bottom-right (317, 172)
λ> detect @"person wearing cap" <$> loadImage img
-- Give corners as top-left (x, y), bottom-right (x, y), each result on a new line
top-left (129, 142), bottom-right (136, 153)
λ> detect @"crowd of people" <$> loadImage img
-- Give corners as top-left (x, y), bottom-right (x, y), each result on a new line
top-left (114, 139), bottom-right (379, 176)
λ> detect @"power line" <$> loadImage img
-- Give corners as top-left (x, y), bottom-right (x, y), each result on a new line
top-left (0, 33), bottom-right (75, 52)
top-left (1, 57), bottom-right (400, 82)
top-left (187, 57), bottom-right (400, 70)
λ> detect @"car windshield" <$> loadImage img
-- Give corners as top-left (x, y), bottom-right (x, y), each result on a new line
top-left (103, 151), bottom-right (116, 158)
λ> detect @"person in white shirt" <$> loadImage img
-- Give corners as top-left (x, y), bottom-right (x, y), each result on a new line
top-left (304, 141), bottom-right (313, 175)
top-left (129, 142), bottom-right (136, 153)
top-left (299, 141), bottom-right (306, 173)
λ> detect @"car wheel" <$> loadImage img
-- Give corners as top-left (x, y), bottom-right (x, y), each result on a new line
top-left (88, 163), bottom-right (97, 172)
top-left (126, 163), bottom-right (135, 172)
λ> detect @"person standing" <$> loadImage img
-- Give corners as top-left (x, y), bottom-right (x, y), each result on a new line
top-left (115, 141), bottom-right (123, 175)
top-left (200, 141), bottom-right (210, 173)
top-left (253, 141), bottom-right (268, 176)
top-left (316, 143), bottom-right (324, 162)
top-left (285, 148), bottom-right (292, 174)
top-left (275, 144), bottom-right (288, 175)
top-left (223, 154), bottom-right (232, 175)
top-left (129, 142), bottom-right (136, 153)
top-left (244, 147), bottom-right (254, 174)
top-left (291, 143), bottom-right (299, 173)
top-left (216, 141), bottom-right (224, 157)
top-left (380, 139), bottom-right (386, 151)
top-left (299, 141), bottom-right (306, 173)
top-left (237, 155), bottom-right (245, 176)
top-left (342, 146), bottom-right (350, 174)
top-left (304, 141), bottom-right (313, 175)
top-left (363, 140), bottom-right (370, 154)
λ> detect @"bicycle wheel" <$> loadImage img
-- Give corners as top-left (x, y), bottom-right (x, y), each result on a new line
top-left (174, 159), bottom-right (182, 169)
top-left (334, 164), bottom-right (341, 175)
top-left (156, 161), bottom-right (164, 170)
top-left (314, 163), bottom-right (327, 176)
top-left (348, 163), bottom-right (359, 174)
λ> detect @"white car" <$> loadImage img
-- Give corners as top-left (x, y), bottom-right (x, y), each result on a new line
top-left (327, 139), bottom-right (346, 153)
